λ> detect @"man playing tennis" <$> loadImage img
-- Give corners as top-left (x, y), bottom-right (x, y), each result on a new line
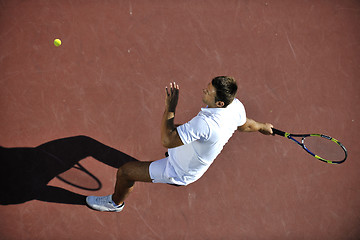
top-left (86, 76), bottom-right (274, 212)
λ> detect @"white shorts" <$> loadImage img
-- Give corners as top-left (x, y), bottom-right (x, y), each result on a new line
top-left (149, 157), bottom-right (186, 186)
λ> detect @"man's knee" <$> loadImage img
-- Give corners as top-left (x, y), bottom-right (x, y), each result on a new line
top-left (116, 165), bottom-right (128, 179)
top-left (116, 161), bottom-right (152, 182)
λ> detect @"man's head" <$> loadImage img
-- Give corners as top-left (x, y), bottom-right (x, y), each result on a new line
top-left (202, 76), bottom-right (237, 108)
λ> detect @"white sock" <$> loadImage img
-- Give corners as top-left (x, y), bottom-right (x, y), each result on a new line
top-left (112, 200), bottom-right (123, 208)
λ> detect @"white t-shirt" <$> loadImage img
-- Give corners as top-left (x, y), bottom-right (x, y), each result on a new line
top-left (167, 98), bottom-right (247, 185)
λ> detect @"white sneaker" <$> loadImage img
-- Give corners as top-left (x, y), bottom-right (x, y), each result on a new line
top-left (86, 195), bottom-right (124, 212)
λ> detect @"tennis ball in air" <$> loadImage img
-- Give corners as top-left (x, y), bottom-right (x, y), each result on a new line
top-left (54, 39), bottom-right (62, 47)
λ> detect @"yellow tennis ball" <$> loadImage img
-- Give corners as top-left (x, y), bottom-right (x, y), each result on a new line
top-left (54, 39), bottom-right (61, 47)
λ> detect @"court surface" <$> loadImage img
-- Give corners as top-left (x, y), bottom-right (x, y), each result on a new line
top-left (1, 1), bottom-right (360, 239)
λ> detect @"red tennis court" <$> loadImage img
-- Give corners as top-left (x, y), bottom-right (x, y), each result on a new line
top-left (1, 1), bottom-right (360, 239)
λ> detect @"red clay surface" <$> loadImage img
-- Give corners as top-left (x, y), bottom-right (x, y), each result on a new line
top-left (1, 1), bottom-right (360, 239)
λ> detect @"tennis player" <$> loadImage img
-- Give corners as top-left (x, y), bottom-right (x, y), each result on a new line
top-left (86, 76), bottom-right (273, 212)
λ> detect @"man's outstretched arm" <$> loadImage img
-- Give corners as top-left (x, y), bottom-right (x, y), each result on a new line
top-left (161, 82), bottom-right (184, 148)
top-left (237, 118), bottom-right (273, 135)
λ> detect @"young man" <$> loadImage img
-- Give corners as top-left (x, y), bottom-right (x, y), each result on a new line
top-left (86, 76), bottom-right (273, 212)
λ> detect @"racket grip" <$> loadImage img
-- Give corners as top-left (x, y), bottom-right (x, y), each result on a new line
top-left (272, 128), bottom-right (286, 136)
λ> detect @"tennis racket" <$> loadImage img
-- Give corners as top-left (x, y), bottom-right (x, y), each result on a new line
top-left (272, 128), bottom-right (347, 164)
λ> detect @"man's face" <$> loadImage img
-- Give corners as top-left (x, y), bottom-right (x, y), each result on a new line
top-left (202, 83), bottom-right (218, 108)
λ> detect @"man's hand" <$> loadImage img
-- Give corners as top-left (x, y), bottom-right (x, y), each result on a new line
top-left (165, 82), bottom-right (179, 112)
top-left (259, 123), bottom-right (274, 135)
top-left (161, 82), bottom-right (184, 148)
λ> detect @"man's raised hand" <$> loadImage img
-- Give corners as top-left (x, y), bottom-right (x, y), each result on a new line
top-left (165, 82), bottom-right (179, 112)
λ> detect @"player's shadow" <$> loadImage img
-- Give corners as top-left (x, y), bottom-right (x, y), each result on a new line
top-left (0, 136), bottom-right (138, 205)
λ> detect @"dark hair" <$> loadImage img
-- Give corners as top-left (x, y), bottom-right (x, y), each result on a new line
top-left (211, 76), bottom-right (238, 107)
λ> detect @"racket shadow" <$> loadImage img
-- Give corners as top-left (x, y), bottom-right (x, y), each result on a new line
top-left (0, 136), bottom-right (138, 205)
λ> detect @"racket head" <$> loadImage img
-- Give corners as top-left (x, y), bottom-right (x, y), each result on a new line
top-left (272, 128), bottom-right (347, 164)
top-left (302, 134), bottom-right (347, 164)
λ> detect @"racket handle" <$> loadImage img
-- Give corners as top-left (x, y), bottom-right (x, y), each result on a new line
top-left (272, 128), bottom-right (286, 136)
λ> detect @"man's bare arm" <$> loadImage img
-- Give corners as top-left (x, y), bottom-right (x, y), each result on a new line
top-left (237, 118), bottom-right (273, 135)
top-left (161, 83), bottom-right (184, 148)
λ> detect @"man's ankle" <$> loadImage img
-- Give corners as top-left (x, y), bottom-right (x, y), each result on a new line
top-left (111, 195), bottom-right (123, 206)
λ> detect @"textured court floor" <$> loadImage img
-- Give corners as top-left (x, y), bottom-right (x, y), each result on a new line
top-left (1, 1), bottom-right (360, 239)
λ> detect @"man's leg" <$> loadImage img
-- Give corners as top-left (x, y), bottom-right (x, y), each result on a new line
top-left (86, 161), bottom-right (153, 212)
top-left (112, 161), bottom-right (152, 205)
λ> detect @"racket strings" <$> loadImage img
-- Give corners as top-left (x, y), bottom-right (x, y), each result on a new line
top-left (303, 136), bottom-right (346, 161)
